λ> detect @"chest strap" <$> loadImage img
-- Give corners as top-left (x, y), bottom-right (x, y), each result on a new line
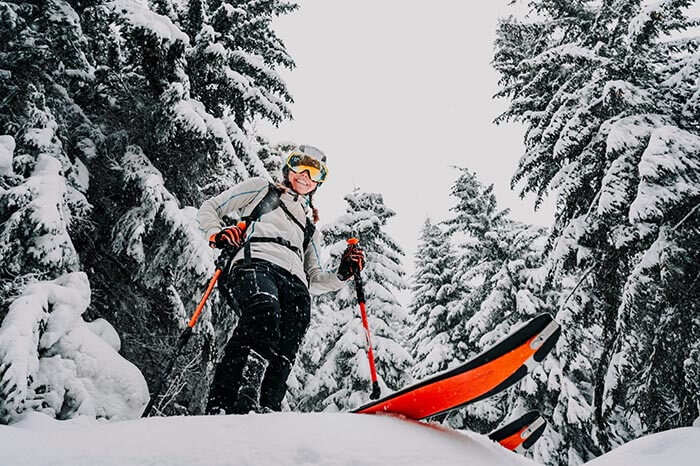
top-left (277, 199), bottom-right (307, 234)
top-left (241, 183), bottom-right (313, 264)
top-left (243, 236), bottom-right (302, 263)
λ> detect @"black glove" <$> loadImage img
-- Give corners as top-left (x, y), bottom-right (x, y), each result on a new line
top-left (337, 245), bottom-right (365, 280)
top-left (209, 225), bottom-right (245, 249)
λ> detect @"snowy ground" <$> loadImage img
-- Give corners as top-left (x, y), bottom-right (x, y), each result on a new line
top-left (0, 412), bottom-right (698, 466)
top-left (585, 425), bottom-right (700, 466)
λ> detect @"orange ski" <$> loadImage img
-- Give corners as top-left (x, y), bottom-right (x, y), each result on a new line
top-left (489, 410), bottom-right (547, 452)
top-left (352, 313), bottom-right (560, 419)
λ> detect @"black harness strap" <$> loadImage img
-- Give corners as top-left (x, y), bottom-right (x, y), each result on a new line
top-left (247, 237), bottom-right (302, 257)
top-left (241, 184), bottom-right (280, 228)
top-left (303, 217), bottom-right (315, 251)
top-left (277, 200), bottom-right (307, 234)
top-left (239, 183), bottom-right (315, 264)
top-left (277, 198), bottom-right (316, 252)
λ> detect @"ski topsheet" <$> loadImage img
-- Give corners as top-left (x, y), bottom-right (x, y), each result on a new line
top-left (488, 410), bottom-right (547, 453)
top-left (352, 313), bottom-right (560, 420)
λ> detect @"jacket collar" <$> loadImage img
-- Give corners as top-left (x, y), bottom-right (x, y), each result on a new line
top-left (280, 186), bottom-right (311, 210)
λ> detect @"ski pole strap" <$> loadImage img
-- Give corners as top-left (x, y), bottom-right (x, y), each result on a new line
top-left (353, 272), bottom-right (366, 303)
top-left (354, 270), bottom-right (379, 389)
top-left (359, 299), bottom-right (379, 385)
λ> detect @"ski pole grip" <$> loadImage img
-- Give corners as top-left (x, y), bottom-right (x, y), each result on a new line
top-left (346, 238), bottom-right (365, 300)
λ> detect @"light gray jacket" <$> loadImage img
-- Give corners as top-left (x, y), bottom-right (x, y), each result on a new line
top-left (196, 177), bottom-right (346, 295)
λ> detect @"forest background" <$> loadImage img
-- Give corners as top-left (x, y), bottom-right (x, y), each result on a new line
top-left (0, 1), bottom-right (698, 465)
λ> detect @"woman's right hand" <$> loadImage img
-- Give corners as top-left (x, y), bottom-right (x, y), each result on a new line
top-left (337, 244), bottom-right (365, 280)
top-left (209, 225), bottom-right (245, 249)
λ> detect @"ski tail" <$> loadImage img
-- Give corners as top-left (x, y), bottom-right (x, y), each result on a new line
top-left (353, 313), bottom-right (561, 420)
top-left (488, 410), bottom-right (547, 452)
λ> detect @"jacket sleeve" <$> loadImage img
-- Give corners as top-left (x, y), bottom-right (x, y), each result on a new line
top-left (196, 177), bottom-right (269, 240)
top-left (304, 228), bottom-right (349, 295)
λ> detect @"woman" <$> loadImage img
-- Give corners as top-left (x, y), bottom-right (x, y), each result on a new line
top-left (196, 145), bottom-right (364, 414)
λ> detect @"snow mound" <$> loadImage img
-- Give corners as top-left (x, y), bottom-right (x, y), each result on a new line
top-left (585, 426), bottom-right (700, 466)
top-left (0, 272), bottom-right (148, 423)
top-left (0, 412), bottom-right (537, 466)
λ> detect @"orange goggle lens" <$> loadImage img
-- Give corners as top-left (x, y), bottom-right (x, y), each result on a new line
top-left (286, 153), bottom-right (328, 182)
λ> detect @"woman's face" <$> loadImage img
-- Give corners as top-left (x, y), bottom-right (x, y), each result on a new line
top-left (288, 169), bottom-right (318, 195)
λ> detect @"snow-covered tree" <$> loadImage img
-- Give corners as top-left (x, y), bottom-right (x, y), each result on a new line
top-left (292, 189), bottom-right (413, 412)
top-left (436, 168), bottom-right (571, 452)
top-left (494, 0), bottom-right (700, 459)
top-left (441, 168), bottom-right (549, 364)
top-left (604, 127), bottom-right (700, 439)
top-left (0, 272), bottom-right (148, 423)
top-left (0, 1), bottom-right (95, 305)
top-left (0, 0), bottom-right (298, 421)
top-left (443, 168), bottom-right (518, 358)
top-left (408, 218), bottom-right (459, 380)
top-left (0, 1), bottom-right (101, 422)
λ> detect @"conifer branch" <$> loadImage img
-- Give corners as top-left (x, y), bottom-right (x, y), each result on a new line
top-left (559, 261), bottom-right (597, 311)
top-left (672, 202), bottom-right (700, 231)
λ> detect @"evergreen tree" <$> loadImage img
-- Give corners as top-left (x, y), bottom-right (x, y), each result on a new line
top-left (292, 189), bottom-right (413, 412)
top-left (408, 218), bottom-right (459, 380)
top-left (0, 0), bottom-right (298, 421)
top-left (436, 168), bottom-right (585, 466)
top-left (0, 0), bottom-right (94, 302)
top-left (494, 0), bottom-right (700, 459)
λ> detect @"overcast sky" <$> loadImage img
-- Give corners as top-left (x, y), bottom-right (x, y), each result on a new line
top-left (258, 1), bottom-right (555, 282)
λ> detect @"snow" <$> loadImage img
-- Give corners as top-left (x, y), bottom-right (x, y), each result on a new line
top-left (48, 0), bottom-right (80, 27)
top-left (601, 81), bottom-right (652, 108)
top-left (630, 125), bottom-right (700, 223)
top-left (627, 1), bottom-right (672, 42)
top-left (586, 427), bottom-right (700, 466)
top-left (71, 156), bottom-right (90, 191)
top-left (2, 411), bottom-right (698, 465)
top-left (23, 126), bottom-right (57, 150)
top-left (205, 42), bottom-right (227, 58)
top-left (0, 273), bottom-right (148, 423)
top-left (0, 134), bottom-right (14, 175)
top-left (0, 411), bottom-right (538, 466)
top-left (172, 98), bottom-right (209, 137)
top-left (86, 318), bottom-right (121, 352)
top-left (522, 43), bottom-right (609, 68)
top-left (107, 0), bottom-right (189, 45)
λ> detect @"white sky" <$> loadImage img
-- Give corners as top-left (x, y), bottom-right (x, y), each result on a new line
top-left (258, 1), bottom-right (555, 281)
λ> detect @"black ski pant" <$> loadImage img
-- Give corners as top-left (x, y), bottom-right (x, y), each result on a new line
top-left (206, 259), bottom-right (311, 414)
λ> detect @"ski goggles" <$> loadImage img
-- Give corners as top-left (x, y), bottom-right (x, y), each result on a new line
top-left (286, 151), bottom-right (329, 183)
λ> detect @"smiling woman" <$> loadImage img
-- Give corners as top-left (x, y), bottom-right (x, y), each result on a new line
top-left (195, 144), bottom-right (365, 415)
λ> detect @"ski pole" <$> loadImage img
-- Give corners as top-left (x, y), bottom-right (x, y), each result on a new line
top-left (142, 221), bottom-right (246, 418)
top-left (348, 238), bottom-right (381, 400)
